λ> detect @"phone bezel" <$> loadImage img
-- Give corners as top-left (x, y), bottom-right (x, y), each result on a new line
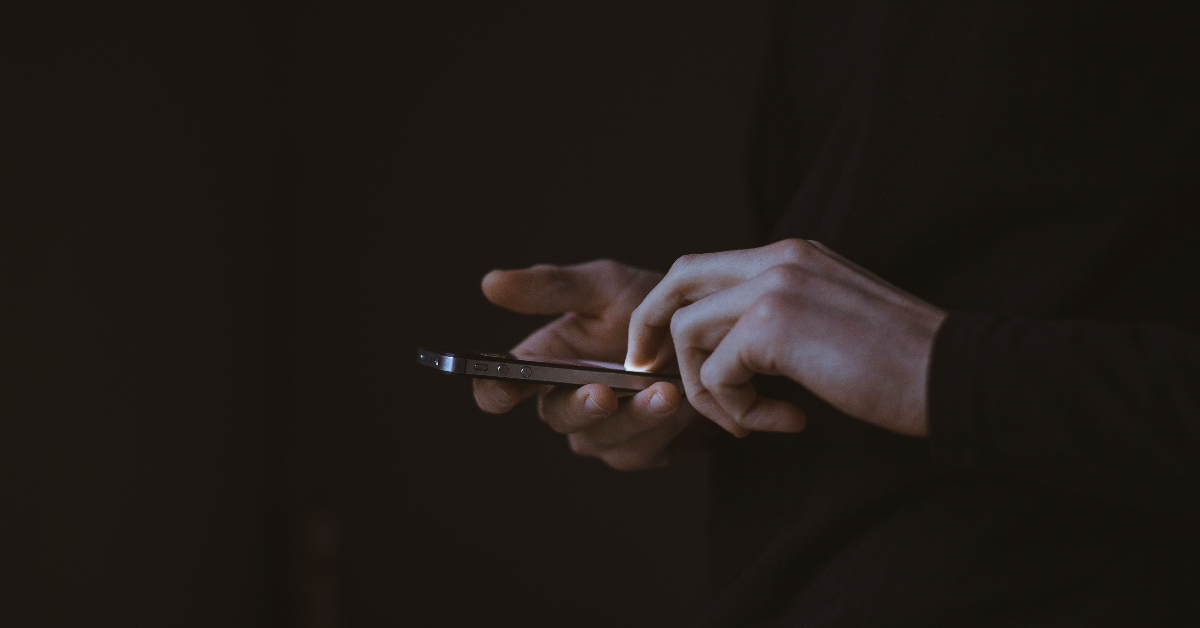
top-left (416, 347), bottom-right (684, 394)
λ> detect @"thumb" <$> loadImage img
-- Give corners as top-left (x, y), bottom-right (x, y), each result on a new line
top-left (481, 259), bottom-right (625, 316)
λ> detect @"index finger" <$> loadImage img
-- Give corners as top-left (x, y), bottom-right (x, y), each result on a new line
top-left (482, 259), bottom-right (630, 317)
top-left (625, 239), bottom-right (823, 371)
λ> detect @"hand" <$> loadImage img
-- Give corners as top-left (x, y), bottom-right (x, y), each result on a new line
top-left (474, 259), bottom-right (712, 470)
top-left (625, 239), bottom-right (947, 437)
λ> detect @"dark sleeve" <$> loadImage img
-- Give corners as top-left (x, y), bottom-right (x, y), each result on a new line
top-left (928, 312), bottom-right (1200, 517)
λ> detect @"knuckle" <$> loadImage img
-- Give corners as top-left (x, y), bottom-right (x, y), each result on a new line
top-left (698, 360), bottom-right (720, 390)
top-left (761, 264), bottom-right (804, 291)
top-left (691, 388), bottom-right (718, 414)
top-left (750, 293), bottom-right (794, 324)
top-left (628, 300), bottom-right (647, 326)
top-left (773, 238), bottom-right (815, 265)
top-left (670, 253), bottom-right (700, 273)
top-left (669, 306), bottom-right (692, 339)
top-left (591, 258), bottom-right (623, 277)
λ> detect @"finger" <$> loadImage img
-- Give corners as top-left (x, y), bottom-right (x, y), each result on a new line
top-left (669, 300), bottom-right (746, 435)
top-left (666, 267), bottom-right (822, 435)
top-left (537, 383), bottom-right (619, 434)
top-left (586, 407), bottom-right (694, 471)
top-left (699, 303), bottom-right (806, 432)
top-left (626, 239), bottom-right (822, 370)
top-left (674, 344), bottom-right (749, 437)
top-left (673, 317), bottom-right (748, 437)
top-left (569, 382), bottom-right (684, 452)
top-left (508, 312), bottom-right (625, 364)
top-left (482, 259), bottom-right (630, 316)
top-left (473, 378), bottom-right (544, 414)
top-left (624, 333), bottom-right (677, 376)
top-left (669, 265), bottom-right (809, 354)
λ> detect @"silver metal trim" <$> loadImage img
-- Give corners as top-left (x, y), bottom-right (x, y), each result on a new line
top-left (418, 348), bottom-right (684, 394)
top-left (417, 349), bottom-right (464, 374)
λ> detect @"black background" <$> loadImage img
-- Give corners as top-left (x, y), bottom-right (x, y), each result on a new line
top-left (5, 2), bottom-right (770, 625)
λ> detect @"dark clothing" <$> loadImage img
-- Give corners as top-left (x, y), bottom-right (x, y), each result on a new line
top-left (701, 1), bottom-right (1200, 625)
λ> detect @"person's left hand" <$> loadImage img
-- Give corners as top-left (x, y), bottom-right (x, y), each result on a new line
top-left (624, 239), bottom-right (947, 438)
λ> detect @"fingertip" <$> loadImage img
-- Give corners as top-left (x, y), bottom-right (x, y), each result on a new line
top-left (480, 269), bottom-right (511, 303)
top-left (582, 384), bottom-right (618, 416)
top-left (644, 382), bottom-right (681, 416)
top-left (625, 329), bottom-right (674, 374)
top-left (472, 379), bottom-right (498, 413)
top-left (623, 354), bottom-right (650, 372)
top-left (473, 378), bottom-right (518, 414)
top-left (623, 328), bottom-right (653, 373)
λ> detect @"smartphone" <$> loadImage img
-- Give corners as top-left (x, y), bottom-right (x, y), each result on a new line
top-left (416, 347), bottom-right (683, 394)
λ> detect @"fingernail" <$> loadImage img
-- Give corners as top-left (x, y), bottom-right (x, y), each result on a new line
top-left (623, 356), bottom-right (649, 372)
top-left (489, 382), bottom-right (512, 407)
top-left (584, 394), bottom-right (608, 417)
top-left (649, 392), bottom-right (674, 415)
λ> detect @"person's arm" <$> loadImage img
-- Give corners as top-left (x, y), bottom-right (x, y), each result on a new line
top-left (626, 238), bottom-right (1200, 515)
top-left (930, 313), bottom-right (1200, 516)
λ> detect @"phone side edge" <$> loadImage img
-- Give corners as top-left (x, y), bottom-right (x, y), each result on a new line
top-left (415, 348), bottom-right (465, 374)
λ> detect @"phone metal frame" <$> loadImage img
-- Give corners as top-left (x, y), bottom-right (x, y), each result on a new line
top-left (416, 347), bottom-right (683, 393)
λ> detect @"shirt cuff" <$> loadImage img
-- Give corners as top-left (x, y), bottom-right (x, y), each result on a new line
top-left (927, 311), bottom-right (1007, 469)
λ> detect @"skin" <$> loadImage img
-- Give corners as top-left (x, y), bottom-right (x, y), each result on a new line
top-left (476, 240), bottom-right (948, 470)
top-left (472, 259), bottom-right (718, 471)
top-left (626, 239), bottom-right (947, 438)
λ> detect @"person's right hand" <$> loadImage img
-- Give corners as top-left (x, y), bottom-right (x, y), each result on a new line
top-left (473, 259), bottom-right (714, 470)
